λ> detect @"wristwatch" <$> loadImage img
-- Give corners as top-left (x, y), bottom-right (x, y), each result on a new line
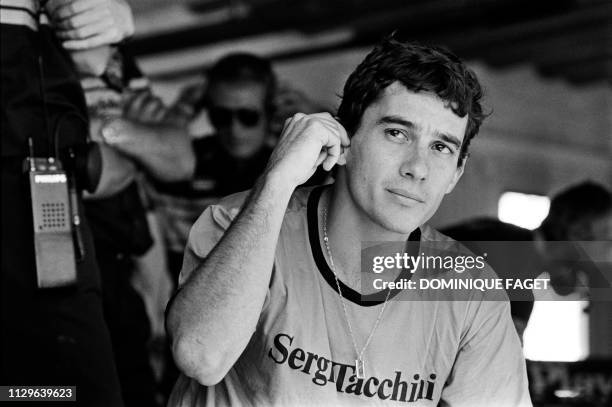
top-left (99, 117), bottom-right (125, 145)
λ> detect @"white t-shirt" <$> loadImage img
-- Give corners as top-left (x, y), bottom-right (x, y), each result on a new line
top-left (168, 186), bottom-right (532, 407)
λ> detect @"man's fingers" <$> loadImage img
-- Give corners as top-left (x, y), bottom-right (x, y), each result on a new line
top-left (321, 117), bottom-right (350, 147)
top-left (335, 121), bottom-right (350, 147)
top-left (54, 7), bottom-right (108, 30)
top-left (124, 92), bottom-right (150, 117)
top-left (321, 155), bottom-right (338, 172)
top-left (45, 0), bottom-right (67, 16)
top-left (277, 113), bottom-right (345, 172)
top-left (280, 117), bottom-right (293, 135)
top-left (282, 114), bottom-right (346, 164)
top-left (279, 112), bottom-right (306, 140)
top-left (49, 0), bottom-right (133, 47)
top-left (62, 30), bottom-right (119, 50)
top-left (124, 92), bottom-right (168, 124)
top-left (315, 151), bottom-right (327, 168)
top-left (317, 122), bottom-right (342, 146)
top-left (307, 112), bottom-right (335, 121)
top-left (307, 113), bottom-right (350, 146)
top-left (321, 130), bottom-right (342, 171)
top-left (142, 100), bottom-right (167, 123)
top-left (308, 121), bottom-right (342, 171)
top-left (321, 147), bottom-right (340, 171)
top-left (48, 0), bottom-right (105, 20)
top-left (57, 19), bottom-right (114, 41)
top-left (137, 95), bottom-right (160, 115)
top-left (325, 139), bottom-right (341, 159)
top-left (46, 0), bottom-right (77, 17)
top-left (267, 112), bottom-right (349, 186)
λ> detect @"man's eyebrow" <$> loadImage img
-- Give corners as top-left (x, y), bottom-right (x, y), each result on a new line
top-left (377, 115), bottom-right (463, 149)
top-left (377, 115), bottom-right (416, 129)
top-left (437, 133), bottom-right (462, 150)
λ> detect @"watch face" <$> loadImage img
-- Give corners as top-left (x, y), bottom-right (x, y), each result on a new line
top-left (100, 118), bottom-right (125, 145)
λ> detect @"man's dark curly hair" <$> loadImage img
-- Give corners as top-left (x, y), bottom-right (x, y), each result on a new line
top-left (337, 37), bottom-right (486, 166)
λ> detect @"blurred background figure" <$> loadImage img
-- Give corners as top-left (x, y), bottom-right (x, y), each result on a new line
top-left (523, 182), bottom-right (612, 365)
top-left (149, 53), bottom-right (330, 398)
top-left (151, 53), bottom-right (277, 285)
top-left (1, 1), bottom-right (135, 405)
top-left (442, 218), bottom-right (538, 342)
top-left (536, 182), bottom-right (612, 296)
top-left (78, 44), bottom-right (190, 407)
top-left (151, 52), bottom-right (328, 285)
top-left (443, 181), bottom-right (612, 345)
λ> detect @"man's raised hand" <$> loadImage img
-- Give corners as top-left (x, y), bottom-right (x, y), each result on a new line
top-left (46, 0), bottom-right (134, 50)
top-left (265, 112), bottom-right (350, 189)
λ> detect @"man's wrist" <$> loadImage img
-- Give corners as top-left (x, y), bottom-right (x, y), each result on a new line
top-left (261, 170), bottom-right (298, 199)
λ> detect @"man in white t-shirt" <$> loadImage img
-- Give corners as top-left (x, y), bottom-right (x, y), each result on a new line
top-left (166, 37), bottom-right (532, 406)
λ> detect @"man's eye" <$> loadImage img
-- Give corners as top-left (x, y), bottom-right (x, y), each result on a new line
top-left (385, 129), bottom-right (408, 142)
top-left (433, 142), bottom-right (454, 154)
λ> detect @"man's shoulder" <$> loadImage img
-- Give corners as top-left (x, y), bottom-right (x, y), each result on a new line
top-left (421, 224), bottom-right (454, 242)
top-left (421, 224), bottom-right (489, 257)
top-left (441, 217), bottom-right (534, 242)
top-left (420, 224), bottom-right (464, 252)
top-left (210, 185), bottom-right (315, 224)
top-left (420, 223), bottom-right (504, 283)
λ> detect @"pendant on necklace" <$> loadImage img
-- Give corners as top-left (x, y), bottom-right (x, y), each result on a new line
top-left (355, 359), bottom-right (365, 379)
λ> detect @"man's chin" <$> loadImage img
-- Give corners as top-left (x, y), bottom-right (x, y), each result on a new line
top-left (383, 202), bottom-right (427, 230)
top-left (376, 211), bottom-right (422, 236)
top-left (389, 223), bottom-right (421, 236)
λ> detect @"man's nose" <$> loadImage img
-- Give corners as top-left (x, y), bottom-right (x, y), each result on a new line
top-left (227, 117), bottom-right (241, 136)
top-left (400, 147), bottom-right (428, 181)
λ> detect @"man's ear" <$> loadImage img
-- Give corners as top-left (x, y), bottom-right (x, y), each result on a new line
top-left (445, 157), bottom-right (467, 194)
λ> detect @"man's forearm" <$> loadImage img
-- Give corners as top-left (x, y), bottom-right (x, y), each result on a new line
top-left (103, 120), bottom-right (195, 182)
top-left (167, 111), bottom-right (349, 385)
top-left (130, 131), bottom-right (195, 182)
top-left (167, 171), bottom-right (294, 385)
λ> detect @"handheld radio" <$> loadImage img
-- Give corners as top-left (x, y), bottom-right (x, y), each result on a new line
top-left (25, 146), bottom-right (78, 288)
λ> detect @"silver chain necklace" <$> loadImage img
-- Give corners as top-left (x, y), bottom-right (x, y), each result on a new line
top-left (322, 206), bottom-right (391, 380)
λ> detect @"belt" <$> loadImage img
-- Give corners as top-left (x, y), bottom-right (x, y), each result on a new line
top-left (0, 0), bottom-right (49, 31)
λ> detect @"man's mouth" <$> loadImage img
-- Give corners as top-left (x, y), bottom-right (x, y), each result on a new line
top-left (387, 188), bottom-right (425, 204)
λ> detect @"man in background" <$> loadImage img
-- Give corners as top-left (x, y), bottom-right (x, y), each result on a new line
top-left (78, 44), bottom-right (196, 406)
top-left (1, 1), bottom-right (134, 405)
top-left (153, 53), bottom-right (326, 283)
top-left (443, 181), bottom-right (612, 342)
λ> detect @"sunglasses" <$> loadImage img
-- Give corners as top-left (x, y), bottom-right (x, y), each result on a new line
top-left (208, 106), bottom-right (262, 128)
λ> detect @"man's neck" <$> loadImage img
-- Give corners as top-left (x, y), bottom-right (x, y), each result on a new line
top-left (321, 175), bottom-right (414, 286)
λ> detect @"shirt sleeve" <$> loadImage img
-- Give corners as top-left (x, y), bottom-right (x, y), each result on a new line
top-left (178, 202), bottom-right (239, 287)
top-left (439, 299), bottom-right (532, 407)
top-left (177, 193), bottom-right (275, 317)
